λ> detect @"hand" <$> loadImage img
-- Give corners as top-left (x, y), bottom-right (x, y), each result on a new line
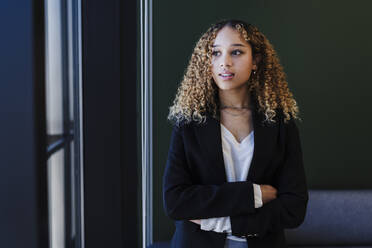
top-left (260, 184), bottom-right (277, 204)
top-left (189, 219), bottom-right (201, 225)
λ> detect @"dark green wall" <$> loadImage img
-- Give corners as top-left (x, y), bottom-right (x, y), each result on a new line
top-left (153, 0), bottom-right (372, 242)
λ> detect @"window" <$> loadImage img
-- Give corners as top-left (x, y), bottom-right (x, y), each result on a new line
top-left (45, 0), bottom-right (83, 247)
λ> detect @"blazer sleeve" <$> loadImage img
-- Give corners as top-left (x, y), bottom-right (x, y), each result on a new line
top-left (163, 123), bottom-right (256, 221)
top-left (230, 118), bottom-right (309, 237)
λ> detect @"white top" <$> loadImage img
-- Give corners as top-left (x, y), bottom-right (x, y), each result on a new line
top-left (200, 123), bottom-right (263, 242)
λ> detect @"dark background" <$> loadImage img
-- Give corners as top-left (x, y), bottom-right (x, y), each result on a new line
top-left (0, 0), bottom-right (48, 247)
top-left (152, 0), bottom-right (372, 242)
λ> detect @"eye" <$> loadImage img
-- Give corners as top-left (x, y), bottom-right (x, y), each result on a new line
top-left (232, 50), bottom-right (243, 55)
top-left (212, 50), bottom-right (220, 56)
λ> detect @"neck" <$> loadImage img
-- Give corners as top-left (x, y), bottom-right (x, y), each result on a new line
top-left (218, 84), bottom-right (251, 108)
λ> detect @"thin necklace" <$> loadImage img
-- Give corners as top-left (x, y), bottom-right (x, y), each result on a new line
top-left (220, 105), bottom-right (252, 116)
top-left (220, 105), bottom-right (251, 110)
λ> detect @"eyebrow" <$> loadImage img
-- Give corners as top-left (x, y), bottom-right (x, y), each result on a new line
top-left (212, 43), bottom-right (246, 48)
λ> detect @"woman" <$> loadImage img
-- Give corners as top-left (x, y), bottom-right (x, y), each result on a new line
top-left (163, 19), bottom-right (308, 248)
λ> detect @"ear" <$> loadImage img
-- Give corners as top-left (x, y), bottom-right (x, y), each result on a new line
top-left (253, 53), bottom-right (262, 70)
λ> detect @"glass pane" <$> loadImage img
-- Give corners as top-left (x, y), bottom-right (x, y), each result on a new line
top-left (45, 0), bottom-right (64, 136)
top-left (70, 140), bottom-right (76, 239)
top-left (47, 148), bottom-right (65, 248)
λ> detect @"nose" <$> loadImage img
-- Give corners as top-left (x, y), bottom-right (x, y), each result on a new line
top-left (220, 53), bottom-right (232, 68)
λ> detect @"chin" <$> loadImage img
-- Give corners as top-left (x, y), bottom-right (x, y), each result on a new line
top-left (216, 81), bottom-right (246, 91)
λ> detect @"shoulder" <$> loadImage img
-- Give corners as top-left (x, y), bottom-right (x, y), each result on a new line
top-left (169, 118), bottom-right (198, 137)
top-left (269, 109), bottom-right (301, 146)
top-left (172, 114), bottom-right (211, 129)
top-left (277, 110), bottom-right (302, 148)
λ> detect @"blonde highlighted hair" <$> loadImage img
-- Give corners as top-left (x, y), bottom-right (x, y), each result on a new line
top-left (167, 19), bottom-right (301, 126)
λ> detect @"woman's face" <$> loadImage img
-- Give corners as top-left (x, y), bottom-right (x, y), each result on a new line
top-left (210, 26), bottom-right (257, 91)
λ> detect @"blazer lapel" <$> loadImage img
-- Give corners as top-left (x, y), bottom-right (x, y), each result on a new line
top-left (195, 104), bottom-right (278, 184)
top-left (247, 107), bottom-right (278, 182)
top-left (195, 115), bottom-right (227, 184)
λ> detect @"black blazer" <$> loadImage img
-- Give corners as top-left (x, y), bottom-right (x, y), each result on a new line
top-left (163, 103), bottom-right (308, 248)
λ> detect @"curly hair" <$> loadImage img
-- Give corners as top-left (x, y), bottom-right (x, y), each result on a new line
top-left (167, 19), bottom-right (301, 126)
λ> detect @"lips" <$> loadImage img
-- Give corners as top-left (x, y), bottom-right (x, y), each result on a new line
top-left (219, 70), bottom-right (234, 75)
top-left (219, 72), bottom-right (235, 80)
